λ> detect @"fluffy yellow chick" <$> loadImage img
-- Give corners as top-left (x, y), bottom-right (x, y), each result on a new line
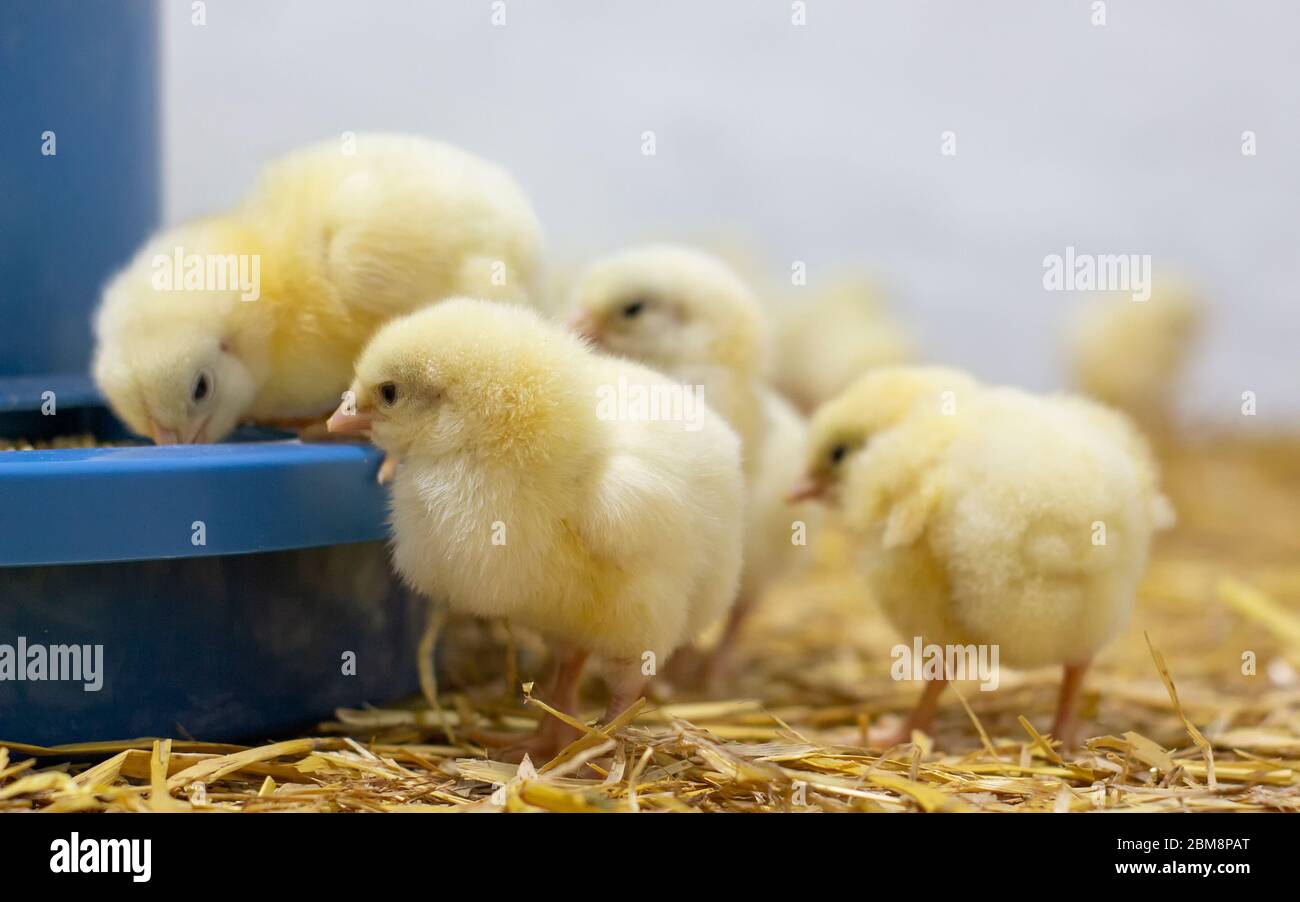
top-left (1066, 285), bottom-right (1202, 429)
top-left (567, 244), bottom-right (819, 686)
top-left (801, 367), bottom-right (1170, 747)
top-left (94, 133), bottom-right (542, 444)
top-left (327, 299), bottom-right (744, 758)
top-left (772, 276), bottom-right (915, 414)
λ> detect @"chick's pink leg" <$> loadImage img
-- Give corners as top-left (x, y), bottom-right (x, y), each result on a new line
top-left (698, 596), bottom-right (755, 692)
top-left (1051, 660), bottom-right (1091, 749)
top-left (878, 677), bottom-right (949, 747)
top-left (511, 647), bottom-right (589, 763)
top-left (601, 658), bottom-right (648, 723)
top-left (664, 597), bottom-right (754, 692)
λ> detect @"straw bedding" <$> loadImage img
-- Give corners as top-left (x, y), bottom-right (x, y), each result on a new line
top-left (3, 432), bottom-right (1298, 812)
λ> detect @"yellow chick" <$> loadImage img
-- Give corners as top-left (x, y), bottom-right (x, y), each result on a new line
top-left (93, 133), bottom-right (542, 445)
top-left (327, 299), bottom-right (744, 758)
top-left (567, 244), bottom-right (819, 686)
top-left (772, 276), bottom-right (915, 414)
top-left (800, 367), bottom-right (1170, 747)
top-left (1066, 285), bottom-right (1202, 429)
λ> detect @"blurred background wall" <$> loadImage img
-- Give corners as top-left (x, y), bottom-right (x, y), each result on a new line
top-left (162, 0), bottom-right (1299, 420)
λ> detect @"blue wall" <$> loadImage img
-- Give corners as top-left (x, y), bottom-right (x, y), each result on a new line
top-left (0, 0), bottom-right (159, 377)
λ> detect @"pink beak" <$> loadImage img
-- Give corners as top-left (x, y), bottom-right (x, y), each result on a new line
top-left (149, 420), bottom-right (180, 445)
top-left (567, 309), bottom-right (604, 345)
top-left (326, 403), bottom-right (373, 436)
top-left (786, 476), bottom-right (827, 504)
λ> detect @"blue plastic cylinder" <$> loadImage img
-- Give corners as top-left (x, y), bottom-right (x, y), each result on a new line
top-left (0, 0), bottom-right (160, 378)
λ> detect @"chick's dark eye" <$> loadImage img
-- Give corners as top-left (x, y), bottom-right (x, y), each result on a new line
top-left (192, 372), bottom-right (210, 403)
top-left (830, 443), bottom-right (848, 465)
top-left (379, 382), bottom-right (398, 406)
top-left (622, 300), bottom-right (646, 318)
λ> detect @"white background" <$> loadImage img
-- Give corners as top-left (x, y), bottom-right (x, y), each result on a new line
top-left (163, 1), bottom-right (1300, 421)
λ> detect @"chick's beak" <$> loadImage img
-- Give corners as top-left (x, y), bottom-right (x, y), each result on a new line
top-left (567, 309), bottom-right (604, 346)
top-left (149, 420), bottom-right (180, 446)
top-left (326, 401), bottom-right (373, 436)
top-left (786, 475), bottom-right (827, 503)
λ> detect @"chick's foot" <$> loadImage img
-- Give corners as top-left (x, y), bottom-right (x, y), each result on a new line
top-left (495, 717), bottom-right (583, 765)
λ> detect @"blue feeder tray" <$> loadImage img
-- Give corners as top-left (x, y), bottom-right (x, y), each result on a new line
top-left (0, 376), bottom-right (423, 745)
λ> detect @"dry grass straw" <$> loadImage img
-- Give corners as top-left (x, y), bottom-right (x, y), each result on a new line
top-left (3, 432), bottom-right (1299, 812)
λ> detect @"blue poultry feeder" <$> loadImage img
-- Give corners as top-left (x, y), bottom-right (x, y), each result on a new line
top-left (0, 1), bottom-right (422, 745)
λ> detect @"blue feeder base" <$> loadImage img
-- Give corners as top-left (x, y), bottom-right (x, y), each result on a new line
top-left (0, 546), bottom-right (424, 745)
